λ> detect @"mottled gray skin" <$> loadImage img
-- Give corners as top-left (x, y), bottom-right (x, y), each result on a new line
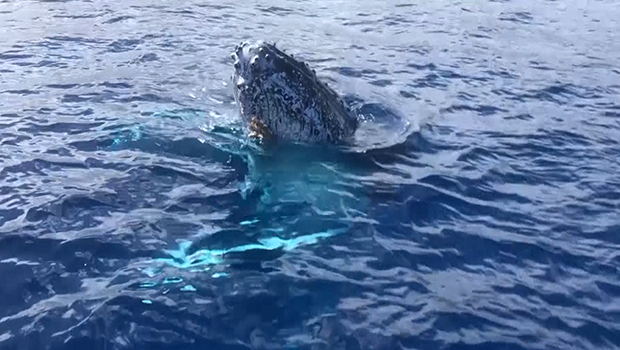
top-left (231, 40), bottom-right (358, 144)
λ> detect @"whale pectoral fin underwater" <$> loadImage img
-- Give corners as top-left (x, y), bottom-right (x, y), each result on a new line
top-left (231, 40), bottom-right (358, 144)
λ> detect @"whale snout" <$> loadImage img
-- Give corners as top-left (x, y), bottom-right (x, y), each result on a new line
top-left (231, 41), bottom-right (275, 80)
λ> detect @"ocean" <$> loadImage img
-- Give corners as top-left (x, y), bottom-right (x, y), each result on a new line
top-left (1, 1), bottom-right (619, 349)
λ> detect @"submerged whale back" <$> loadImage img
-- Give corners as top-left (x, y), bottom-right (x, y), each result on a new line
top-left (231, 41), bottom-right (358, 143)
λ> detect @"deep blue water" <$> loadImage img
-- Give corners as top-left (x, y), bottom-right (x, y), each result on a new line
top-left (1, 0), bottom-right (620, 349)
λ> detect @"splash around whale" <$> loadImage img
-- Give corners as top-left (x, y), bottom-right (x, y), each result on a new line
top-left (231, 40), bottom-right (359, 144)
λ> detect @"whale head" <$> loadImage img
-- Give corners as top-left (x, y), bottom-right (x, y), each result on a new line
top-left (231, 41), bottom-right (357, 143)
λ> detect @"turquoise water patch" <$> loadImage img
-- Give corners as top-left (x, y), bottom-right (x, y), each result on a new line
top-left (154, 228), bottom-right (346, 272)
top-left (239, 219), bottom-right (260, 226)
top-left (162, 277), bottom-right (183, 284)
top-left (110, 125), bottom-right (142, 149)
top-left (180, 285), bottom-right (197, 292)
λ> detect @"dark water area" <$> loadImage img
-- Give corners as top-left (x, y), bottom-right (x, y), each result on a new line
top-left (1, 0), bottom-right (620, 349)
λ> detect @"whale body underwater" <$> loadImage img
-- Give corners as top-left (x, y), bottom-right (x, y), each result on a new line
top-left (231, 41), bottom-right (359, 144)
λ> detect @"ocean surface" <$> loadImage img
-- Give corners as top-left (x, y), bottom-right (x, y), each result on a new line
top-left (1, 0), bottom-right (620, 349)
